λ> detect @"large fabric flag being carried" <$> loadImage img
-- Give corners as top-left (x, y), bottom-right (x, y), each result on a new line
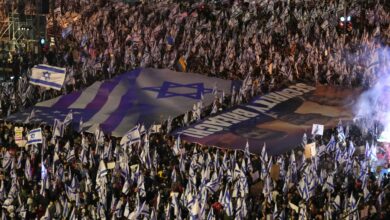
top-left (10, 68), bottom-right (232, 136)
top-left (30, 64), bottom-right (66, 90)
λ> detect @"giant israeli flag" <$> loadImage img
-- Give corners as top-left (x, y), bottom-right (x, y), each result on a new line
top-left (9, 68), bottom-right (233, 137)
top-left (30, 64), bottom-right (66, 90)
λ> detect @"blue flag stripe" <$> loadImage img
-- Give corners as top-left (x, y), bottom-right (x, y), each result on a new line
top-left (36, 65), bottom-right (65, 74)
top-left (100, 68), bottom-right (142, 132)
top-left (29, 129), bottom-right (42, 134)
top-left (27, 139), bottom-right (42, 144)
top-left (52, 91), bottom-right (82, 108)
top-left (30, 78), bottom-right (63, 89)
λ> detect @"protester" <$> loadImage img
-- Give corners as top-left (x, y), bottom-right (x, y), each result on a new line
top-left (1, 0), bottom-right (390, 118)
top-left (0, 109), bottom-right (390, 219)
top-left (0, 0), bottom-right (390, 219)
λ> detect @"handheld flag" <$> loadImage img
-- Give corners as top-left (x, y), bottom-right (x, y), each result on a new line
top-left (337, 120), bottom-right (345, 142)
top-left (311, 124), bottom-right (324, 136)
top-left (53, 119), bottom-right (64, 137)
top-left (223, 188), bottom-right (233, 217)
top-left (173, 135), bottom-right (183, 156)
top-left (63, 110), bottom-right (73, 127)
top-left (2, 151), bottom-right (12, 169)
top-left (120, 125), bottom-right (141, 147)
top-left (27, 128), bottom-right (43, 145)
top-left (62, 26), bottom-right (72, 39)
top-left (79, 117), bottom-right (84, 132)
top-left (30, 64), bottom-right (66, 90)
top-left (24, 109), bottom-right (36, 124)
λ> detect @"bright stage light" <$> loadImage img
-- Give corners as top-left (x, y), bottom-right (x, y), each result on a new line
top-left (378, 130), bottom-right (390, 143)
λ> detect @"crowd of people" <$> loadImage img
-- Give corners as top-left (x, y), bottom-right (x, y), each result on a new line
top-left (1, 0), bottom-right (390, 117)
top-left (1, 107), bottom-right (390, 219)
top-left (0, 0), bottom-right (390, 219)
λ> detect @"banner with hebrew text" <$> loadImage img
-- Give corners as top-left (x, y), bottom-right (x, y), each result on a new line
top-left (178, 83), bottom-right (361, 155)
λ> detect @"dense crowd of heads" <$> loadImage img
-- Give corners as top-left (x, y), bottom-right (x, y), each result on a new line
top-left (1, 109), bottom-right (390, 219)
top-left (1, 0), bottom-right (390, 118)
top-left (0, 0), bottom-right (390, 219)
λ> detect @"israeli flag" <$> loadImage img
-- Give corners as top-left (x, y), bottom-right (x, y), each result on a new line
top-left (62, 26), bottom-right (73, 39)
top-left (53, 119), bottom-right (65, 137)
top-left (311, 124), bottom-right (324, 136)
top-left (41, 163), bottom-right (48, 180)
top-left (30, 64), bottom-right (66, 90)
top-left (120, 125), bottom-right (141, 147)
top-left (10, 68), bottom-right (232, 136)
top-left (27, 128), bottom-right (43, 145)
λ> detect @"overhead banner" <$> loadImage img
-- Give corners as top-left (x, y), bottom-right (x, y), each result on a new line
top-left (178, 83), bottom-right (361, 155)
top-left (9, 68), bottom-right (232, 136)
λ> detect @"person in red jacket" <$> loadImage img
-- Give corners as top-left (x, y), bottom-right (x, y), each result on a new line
top-left (211, 201), bottom-right (223, 216)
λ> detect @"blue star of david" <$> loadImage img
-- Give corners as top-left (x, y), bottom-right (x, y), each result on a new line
top-left (143, 81), bottom-right (213, 100)
top-left (42, 71), bottom-right (51, 80)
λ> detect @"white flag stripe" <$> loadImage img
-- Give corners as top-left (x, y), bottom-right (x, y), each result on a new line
top-left (68, 82), bottom-right (103, 109)
top-left (35, 64), bottom-right (66, 74)
top-left (35, 96), bottom-right (61, 107)
top-left (85, 81), bottom-right (131, 128)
